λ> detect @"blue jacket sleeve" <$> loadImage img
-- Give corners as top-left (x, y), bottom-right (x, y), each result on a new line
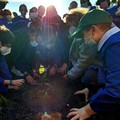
top-left (0, 56), bottom-right (11, 92)
top-left (90, 43), bottom-right (120, 113)
top-left (0, 77), bottom-right (4, 84)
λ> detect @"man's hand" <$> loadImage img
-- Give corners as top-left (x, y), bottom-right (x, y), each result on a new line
top-left (49, 66), bottom-right (57, 77)
top-left (12, 79), bottom-right (24, 87)
top-left (115, 8), bottom-right (120, 16)
top-left (25, 74), bottom-right (37, 85)
top-left (67, 104), bottom-right (95, 120)
top-left (57, 63), bottom-right (68, 75)
top-left (8, 85), bottom-right (21, 90)
top-left (74, 88), bottom-right (89, 102)
top-left (33, 71), bottom-right (40, 79)
top-left (62, 74), bottom-right (70, 80)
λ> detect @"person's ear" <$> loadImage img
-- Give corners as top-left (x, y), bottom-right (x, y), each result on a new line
top-left (91, 25), bottom-right (102, 43)
top-left (91, 25), bottom-right (97, 36)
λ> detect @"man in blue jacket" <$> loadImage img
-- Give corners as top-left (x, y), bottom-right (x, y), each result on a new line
top-left (67, 9), bottom-right (120, 120)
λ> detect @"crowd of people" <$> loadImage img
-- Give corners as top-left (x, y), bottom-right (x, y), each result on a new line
top-left (0, 0), bottom-right (120, 120)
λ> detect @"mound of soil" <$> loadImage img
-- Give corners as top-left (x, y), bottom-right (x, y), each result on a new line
top-left (2, 75), bottom-right (83, 120)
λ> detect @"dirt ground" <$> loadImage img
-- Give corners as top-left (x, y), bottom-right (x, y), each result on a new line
top-left (0, 73), bottom-right (85, 120)
top-left (1, 73), bottom-right (119, 120)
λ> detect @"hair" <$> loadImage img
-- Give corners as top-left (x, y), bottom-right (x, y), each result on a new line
top-left (69, 1), bottom-right (78, 10)
top-left (0, 2), bottom-right (7, 10)
top-left (80, 0), bottom-right (92, 6)
top-left (96, 0), bottom-right (111, 6)
top-left (3, 9), bottom-right (11, 16)
top-left (117, 0), bottom-right (120, 2)
top-left (13, 12), bottom-right (18, 18)
top-left (19, 4), bottom-right (28, 12)
top-left (65, 13), bottom-right (83, 27)
top-left (45, 5), bottom-right (58, 17)
top-left (0, 0), bottom-right (8, 2)
top-left (80, 0), bottom-right (90, 4)
top-left (111, 0), bottom-right (116, 3)
top-left (64, 8), bottom-right (88, 27)
top-left (0, 25), bottom-right (15, 46)
top-left (38, 5), bottom-right (45, 17)
top-left (29, 7), bottom-right (37, 13)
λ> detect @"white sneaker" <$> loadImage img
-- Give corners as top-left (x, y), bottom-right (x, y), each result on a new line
top-left (11, 67), bottom-right (24, 77)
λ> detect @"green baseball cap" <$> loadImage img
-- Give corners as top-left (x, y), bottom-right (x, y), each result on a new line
top-left (71, 9), bottom-right (112, 38)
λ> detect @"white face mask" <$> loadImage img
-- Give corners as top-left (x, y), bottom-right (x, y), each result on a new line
top-left (29, 12), bottom-right (38, 20)
top-left (30, 40), bottom-right (38, 47)
top-left (84, 33), bottom-right (97, 47)
top-left (0, 47), bottom-right (11, 56)
top-left (69, 26), bottom-right (76, 36)
top-left (85, 38), bottom-right (97, 47)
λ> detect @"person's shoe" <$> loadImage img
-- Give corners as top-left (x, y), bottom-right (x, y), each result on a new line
top-left (11, 67), bottom-right (24, 77)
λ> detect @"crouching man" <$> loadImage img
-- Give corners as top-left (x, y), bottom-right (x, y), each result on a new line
top-left (67, 9), bottom-right (120, 120)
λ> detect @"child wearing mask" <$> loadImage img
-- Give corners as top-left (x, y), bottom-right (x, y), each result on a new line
top-left (36, 24), bottom-right (68, 77)
top-left (11, 27), bottom-right (39, 85)
top-left (67, 9), bottom-right (120, 120)
top-left (2, 9), bottom-right (13, 30)
top-left (12, 4), bottom-right (29, 28)
top-left (27, 7), bottom-right (38, 28)
top-left (0, 25), bottom-right (24, 92)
